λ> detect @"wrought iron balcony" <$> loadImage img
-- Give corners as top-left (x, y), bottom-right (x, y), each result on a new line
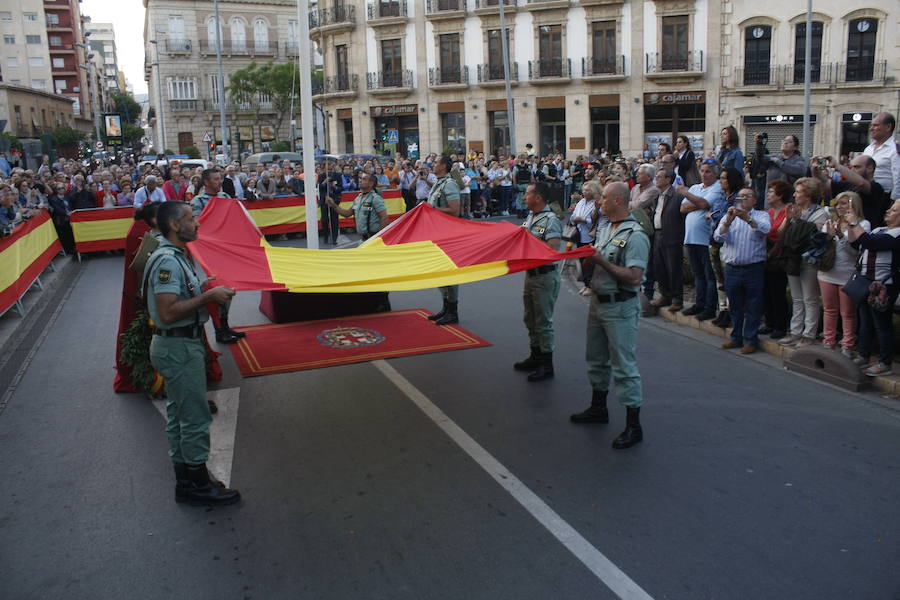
top-left (366, 69), bottom-right (414, 90)
top-left (425, 0), bottom-right (466, 15)
top-left (476, 62), bottom-right (519, 83)
top-left (171, 99), bottom-right (203, 112)
top-left (428, 66), bottom-right (469, 86)
top-left (367, 0), bottom-right (408, 20)
top-left (784, 62), bottom-right (833, 86)
top-left (735, 66), bottom-right (779, 87)
top-left (582, 55), bottom-right (624, 77)
top-left (199, 39), bottom-right (277, 56)
top-left (645, 50), bottom-right (703, 74)
top-left (524, 0), bottom-right (570, 10)
top-left (528, 58), bottom-right (571, 80)
top-left (838, 59), bottom-right (886, 84)
top-left (474, 0), bottom-right (516, 11)
top-left (313, 74), bottom-right (359, 96)
top-left (165, 39), bottom-right (192, 55)
top-left (310, 5), bottom-right (356, 29)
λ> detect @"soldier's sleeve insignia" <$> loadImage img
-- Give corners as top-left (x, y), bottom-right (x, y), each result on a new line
top-left (158, 269), bottom-right (171, 283)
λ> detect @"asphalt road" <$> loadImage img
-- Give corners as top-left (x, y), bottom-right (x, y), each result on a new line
top-left (1, 252), bottom-right (898, 600)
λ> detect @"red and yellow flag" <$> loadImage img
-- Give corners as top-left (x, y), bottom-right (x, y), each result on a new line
top-left (0, 212), bottom-right (61, 314)
top-left (189, 197), bottom-right (593, 293)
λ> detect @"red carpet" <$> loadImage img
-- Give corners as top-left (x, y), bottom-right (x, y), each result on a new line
top-left (228, 309), bottom-right (492, 376)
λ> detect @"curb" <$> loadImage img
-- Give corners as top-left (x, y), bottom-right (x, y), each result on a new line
top-left (654, 303), bottom-right (900, 397)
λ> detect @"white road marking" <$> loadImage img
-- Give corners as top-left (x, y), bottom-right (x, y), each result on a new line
top-left (373, 360), bottom-right (655, 600)
top-left (152, 386), bottom-right (240, 487)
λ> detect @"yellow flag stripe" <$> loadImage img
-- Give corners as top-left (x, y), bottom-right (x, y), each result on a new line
top-left (71, 217), bottom-right (134, 243)
top-left (245, 196), bottom-right (406, 229)
top-left (0, 218), bottom-right (58, 291)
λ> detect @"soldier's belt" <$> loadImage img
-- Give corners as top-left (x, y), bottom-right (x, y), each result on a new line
top-left (153, 325), bottom-right (203, 339)
top-left (526, 264), bottom-right (557, 276)
top-left (593, 291), bottom-right (637, 304)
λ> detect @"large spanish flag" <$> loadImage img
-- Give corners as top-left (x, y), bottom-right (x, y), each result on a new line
top-left (245, 190), bottom-right (406, 234)
top-left (189, 196), bottom-right (593, 293)
top-left (70, 206), bottom-right (135, 253)
top-left (0, 211), bottom-right (61, 315)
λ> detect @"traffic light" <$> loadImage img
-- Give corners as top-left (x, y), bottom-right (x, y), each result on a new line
top-left (209, 142), bottom-right (215, 152)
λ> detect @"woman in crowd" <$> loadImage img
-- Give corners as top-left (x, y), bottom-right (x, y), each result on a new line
top-left (779, 177), bottom-right (829, 347)
top-left (674, 135), bottom-right (698, 186)
top-left (117, 179), bottom-right (135, 206)
top-left (256, 171), bottom-right (277, 200)
top-left (272, 166), bottom-right (291, 197)
top-left (67, 175), bottom-right (94, 210)
top-left (762, 180), bottom-right (792, 339)
top-left (716, 126), bottom-right (745, 173)
top-left (708, 166), bottom-right (745, 326)
top-left (47, 182), bottom-right (75, 254)
top-left (847, 198), bottom-right (900, 376)
top-left (373, 165), bottom-right (390, 192)
top-left (97, 180), bottom-right (118, 208)
top-left (818, 191), bottom-right (870, 356)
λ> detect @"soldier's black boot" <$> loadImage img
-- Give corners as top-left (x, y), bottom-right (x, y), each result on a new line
top-left (207, 400), bottom-right (218, 414)
top-left (435, 302), bottom-right (459, 325)
top-left (174, 463), bottom-right (190, 503)
top-left (215, 315), bottom-right (245, 344)
top-left (187, 463), bottom-right (241, 506)
top-left (570, 390), bottom-right (609, 423)
top-left (612, 406), bottom-right (643, 449)
top-left (527, 352), bottom-right (554, 382)
top-left (513, 346), bottom-right (541, 371)
top-left (428, 300), bottom-right (448, 321)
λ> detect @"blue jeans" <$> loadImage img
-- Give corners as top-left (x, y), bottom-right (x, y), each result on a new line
top-left (857, 286), bottom-right (900, 364)
top-left (686, 244), bottom-right (717, 310)
top-left (498, 186), bottom-right (512, 212)
top-left (725, 263), bottom-right (765, 346)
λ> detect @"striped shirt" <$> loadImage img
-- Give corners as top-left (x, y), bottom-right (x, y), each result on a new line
top-left (713, 208), bottom-right (771, 265)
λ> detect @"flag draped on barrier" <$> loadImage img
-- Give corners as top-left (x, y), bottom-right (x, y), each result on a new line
top-left (0, 212), bottom-right (61, 315)
top-left (189, 197), bottom-right (594, 294)
top-left (70, 206), bottom-right (135, 253)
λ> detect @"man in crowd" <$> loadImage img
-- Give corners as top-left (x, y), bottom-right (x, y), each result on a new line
top-left (133, 175), bottom-right (166, 208)
top-left (426, 155), bottom-right (461, 325)
top-left (629, 163), bottom-right (660, 211)
top-left (649, 167), bottom-right (685, 310)
top-left (326, 173), bottom-right (388, 242)
top-left (570, 182), bottom-right (650, 450)
top-left (713, 187), bottom-right (771, 354)
top-left (513, 181), bottom-right (562, 382)
top-left (190, 168), bottom-right (246, 345)
top-left (145, 200), bottom-right (240, 506)
top-left (863, 112), bottom-right (900, 200)
top-left (223, 164), bottom-right (244, 200)
top-left (677, 160), bottom-right (723, 319)
top-left (813, 154), bottom-right (888, 228)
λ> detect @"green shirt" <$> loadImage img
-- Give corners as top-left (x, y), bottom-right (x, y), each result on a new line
top-left (144, 238), bottom-right (209, 329)
top-left (427, 174), bottom-right (460, 210)
top-left (590, 217), bottom-right (650, 294)
top-left (191, 189), bottom-right (231, 217)
top-left (522, 207), bottom-right (562, 242)
top-left (351, 190), bottom-right (387, 238)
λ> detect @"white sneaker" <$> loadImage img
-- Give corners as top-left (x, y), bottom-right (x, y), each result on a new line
top-left (795, 337), bottom-right (816, 348)
top-left (840, 347), bottom-right (856, 359)
top-left (852, 355), bottom-right (869, 366)
top-left (779, 334), bottom-right (802, 347)
top-left (863, 362), bottom-right (893, 377)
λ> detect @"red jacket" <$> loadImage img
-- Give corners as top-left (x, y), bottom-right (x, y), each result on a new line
top-left (162, 180), bottom-right (187, 201)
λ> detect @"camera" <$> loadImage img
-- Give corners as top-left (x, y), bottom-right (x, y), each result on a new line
top-left (757, 132), bottom-right (768, 143)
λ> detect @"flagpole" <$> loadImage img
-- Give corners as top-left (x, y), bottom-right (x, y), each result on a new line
top-left (297, 0), bottom-right (319, 249)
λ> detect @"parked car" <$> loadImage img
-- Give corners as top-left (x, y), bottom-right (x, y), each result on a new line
top-left (243, 152), bottom-right (304, 167)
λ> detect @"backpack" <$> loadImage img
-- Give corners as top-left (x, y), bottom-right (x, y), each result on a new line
top-left (629, 208), bottom-right (655, 240)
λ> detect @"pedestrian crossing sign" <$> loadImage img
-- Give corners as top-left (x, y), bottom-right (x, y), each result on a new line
top-left (387, 129), bottom-right (399, 144)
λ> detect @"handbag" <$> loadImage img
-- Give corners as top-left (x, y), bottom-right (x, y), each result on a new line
top-left (128, 231), bottom-right (160, 275)
top-left (867, 281), bottom-right (890, 312)
top-left (562, 221), bottom-right (578, 243)
top-left (842, 248), bottom-right (877, 307)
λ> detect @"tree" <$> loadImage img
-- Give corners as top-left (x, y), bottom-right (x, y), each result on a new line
top-left (183, 145), bottom-right (201, 159)
top-left (227, 61), bottom-right (306, 144)
top-left (111, 92), bottom-right (142, 125)
top-left (1, 132), bottom-right (23, 152)
top-left (51, 125), bottom-right (86, 149)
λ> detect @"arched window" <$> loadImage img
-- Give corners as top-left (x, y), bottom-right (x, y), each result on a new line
top-left (254, 19), bottom-right (268, 51)
top-left (207, 17), bottom-right (221, 51)
top-left (231, 18), bottom-right (246, 51)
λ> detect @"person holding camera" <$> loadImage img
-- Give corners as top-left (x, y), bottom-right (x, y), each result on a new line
top-left (757, 134), bottom-right (807, 189)
top-left (413, 164), bottom-right (436, 204)
top-left (812, 154), bottom-right (888, 228)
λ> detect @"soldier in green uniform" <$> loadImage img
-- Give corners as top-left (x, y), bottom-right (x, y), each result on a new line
top-left (426, 155), bottom-right (462, 325)
top-left (570, 182), bottom-right (650, 450)
top-left (326, 172), bottom-right (388, 241)
top-left (513, 181), bottom-right (562, 381)
top-left (190, 168), bottom-right (245, 345)
top-left (145, 201), bottom-right (242, 505)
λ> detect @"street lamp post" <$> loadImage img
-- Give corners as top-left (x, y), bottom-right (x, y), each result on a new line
top-left (76, 43), bottom-right (102, 145)
top-left (148, 39), bottom-right (167, 153)
top-left (213, 0), bottom-right (229, 163)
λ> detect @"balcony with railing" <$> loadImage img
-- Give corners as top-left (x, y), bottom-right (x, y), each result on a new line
top-left (784, 63), bottom-right (834, 87)
top-left (528, 58), bottom-right (571, 82)
top-left (171, 99), bottom-right (202, 112)
top-left (425, 0), bottom-right (466, 19)
top-left (645, 50), bottom-right (703, 78)
top-left (165, 39), bottom-right (192, 55)
top-left (309, 5), bottom-right (356, 33)
top-left (837, 59), bottom-right (887, 86)
top-left (428, 66), bottom-right (469, 88)
top-left (525, 0), bottom-right (570, 11)
top-left (312, 74), bottom-right (359, 98)
top-left (366, 69), bottom-right (414, 93)
top-left (476, 62), bottom-right (519, 86)
top-left (199, 39), bottom-right (277, 57)
top-left (367, 0), bottom-right (408, 25)
top-left (582, 55), bottom-right (625, 80)
top-left (734, 66), bottom-right (780, 88)
top-left (474, 0), bottom-right (517, 15)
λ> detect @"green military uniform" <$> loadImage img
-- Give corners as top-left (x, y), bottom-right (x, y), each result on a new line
top-left (351, 190), bottom-right (387, 239)
top-left (191, 189), bottom-right (231, 218)
top-left (144, 238), bottom-right (212, 466)
top-left (428, 174), bottom-right (462, 303)
top-left (522, 207), bottom-right (562, 352)
top-left (586, 216), bottom-right (650, 407)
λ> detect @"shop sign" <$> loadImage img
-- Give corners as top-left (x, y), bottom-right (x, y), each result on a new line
top-left (371, 104), bottom-right (418, 117)
top-left (644, 92), bottom-right (705, 105)
top-left (743, 114), bottom-right (818, 124)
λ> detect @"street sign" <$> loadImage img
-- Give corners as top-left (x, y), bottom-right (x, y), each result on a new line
top-left (387, 129), bottom-right (399, 144)
top-left (203, 132), bottom-right (212, 143)
top-left (95, 141), bottom-right (104, 150)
